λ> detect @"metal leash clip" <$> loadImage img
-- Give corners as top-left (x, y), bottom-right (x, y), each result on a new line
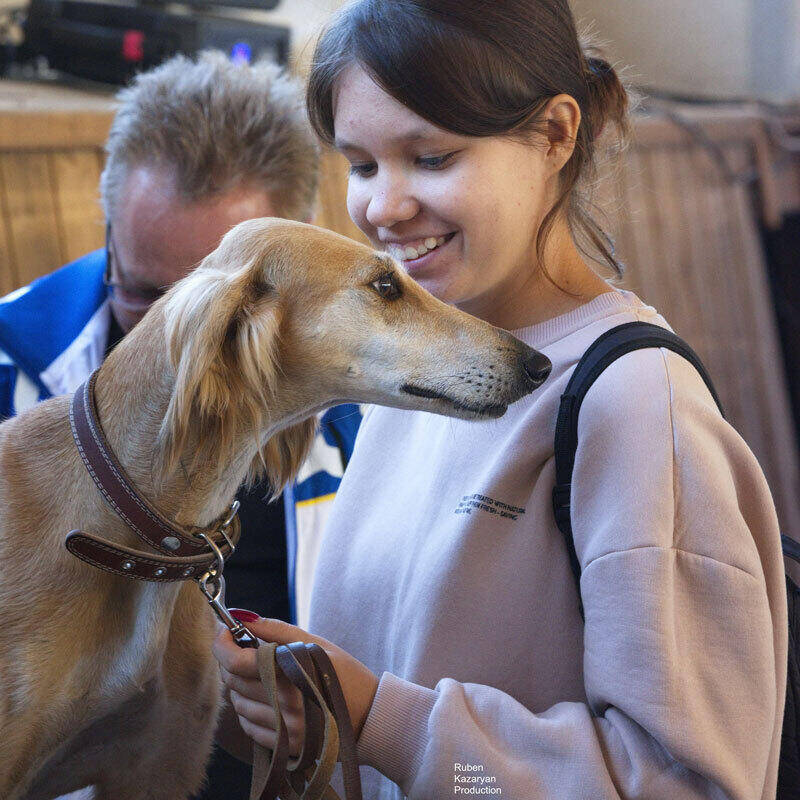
top-left (196, 502), bottom-right (259, 649)
top-left (198, 569), bottom-right (259, 649)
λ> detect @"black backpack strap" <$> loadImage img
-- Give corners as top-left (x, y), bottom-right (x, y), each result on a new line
top-left (783, 534), bottom-right (800, 564)
top-left (552, 321), bottom-right (725, 618)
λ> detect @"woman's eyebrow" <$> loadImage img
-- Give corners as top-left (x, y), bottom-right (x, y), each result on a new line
top-left (334, 129), bottom-right (439, 151)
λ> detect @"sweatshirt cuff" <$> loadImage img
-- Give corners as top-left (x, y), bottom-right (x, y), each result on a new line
top-left (356, 671), bottom-right (438, 790)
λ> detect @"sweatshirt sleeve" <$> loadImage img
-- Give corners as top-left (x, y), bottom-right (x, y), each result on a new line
top-left (355, 348), bottom-right (786, 800)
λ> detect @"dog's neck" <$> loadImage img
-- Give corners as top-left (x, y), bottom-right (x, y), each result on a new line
top-left (90, 310), bottom-right (269, 532)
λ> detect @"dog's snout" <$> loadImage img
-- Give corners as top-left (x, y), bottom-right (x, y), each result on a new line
top-left (523, 351), bottom-right (552, 385)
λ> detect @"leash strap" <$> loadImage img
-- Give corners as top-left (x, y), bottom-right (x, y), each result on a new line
top-left (280, 643), bottom-right (325, 794)
top-left (249, 642), bottom-right (363, 800)
top-left (253, 643), bottom-right (294, 800)
top-left (303, 645), bottom-right (362, 799)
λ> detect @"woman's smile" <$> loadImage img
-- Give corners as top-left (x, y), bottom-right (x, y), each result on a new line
top-left (384, 232), bottom-right (457, 276)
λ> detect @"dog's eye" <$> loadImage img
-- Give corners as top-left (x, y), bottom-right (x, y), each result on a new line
top-left (371, 272), bottom-right (401, 300)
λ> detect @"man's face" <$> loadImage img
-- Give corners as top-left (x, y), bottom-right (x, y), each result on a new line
top-left (108, 166), bottom-right (278, 332)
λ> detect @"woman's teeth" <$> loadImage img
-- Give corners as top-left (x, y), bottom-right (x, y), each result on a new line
top-left (388, 235), bottom-right (447, 261)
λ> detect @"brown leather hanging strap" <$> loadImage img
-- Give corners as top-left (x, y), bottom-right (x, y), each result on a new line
top-left (274, 645), bottom-right (340, 800)
top-left (252, 643), bottom-right (339, 800)
top-left (249, 642), bottom-right (363, 800)
top-left (302, 645), bottom-right (362, 800)
top-left (252, 643), bottom-right (294, 800)
top-left (280, 643), bottom-right (325, 795)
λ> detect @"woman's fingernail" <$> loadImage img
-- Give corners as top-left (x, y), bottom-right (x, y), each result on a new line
top-left (229, 608), bottom-right (261, 623)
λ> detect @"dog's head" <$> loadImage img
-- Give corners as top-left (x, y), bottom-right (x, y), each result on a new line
top-left (157, 218), bottom-right (551, 490)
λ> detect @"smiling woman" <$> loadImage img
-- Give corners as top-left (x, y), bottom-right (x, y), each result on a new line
top-left (213, 3), bottom-right (789, 799)
top-left (307, 1), bottom-right (629, 325)
top-left (304, 20), bottom-right (627, 328)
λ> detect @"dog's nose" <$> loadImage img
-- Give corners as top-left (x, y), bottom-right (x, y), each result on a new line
top-left (523, 351), bottom-right (552, 385)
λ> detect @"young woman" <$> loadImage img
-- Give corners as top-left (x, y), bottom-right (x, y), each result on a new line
top-left (214, 2), bottom-right (787, 797)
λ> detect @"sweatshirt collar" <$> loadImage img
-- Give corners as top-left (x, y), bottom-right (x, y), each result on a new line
top-left (512, 289), bottom-right (652, 349)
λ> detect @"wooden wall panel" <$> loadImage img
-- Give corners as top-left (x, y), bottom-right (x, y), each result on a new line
top-left (601, 122), bottom-right (800, 544)
top-left (0, 163), bottom-right (15, 295)
top-left (677, 145), bottom-right (740, 426)
top-left (0, 153), bottom-right (63, 287)
top-left (50, 149), bottom-right (105, 264)
top-left (0, 79), bottom-right (114, 293)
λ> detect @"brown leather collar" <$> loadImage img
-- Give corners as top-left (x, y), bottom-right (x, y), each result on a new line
top-left (65, 370), bottom-right (241, 582)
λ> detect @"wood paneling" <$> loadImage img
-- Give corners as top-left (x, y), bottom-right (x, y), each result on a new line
top-left (0, 168), bottom-right (13, 295)
top-left (0, 112), bottom-right (118, 151)
top-left (0, 149), bottom-right (107, 286)
top-left (0, 152), bottom-right (64, 284)
top-left (49, 150), bottom-right (105, 265)
top-left (596, 107), bottom-right (800, 544)
top-left (0, 80), bottom-right (113, 286)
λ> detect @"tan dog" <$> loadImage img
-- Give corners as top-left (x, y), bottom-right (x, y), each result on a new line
top-left (0, 218), bottom-right (550, 800)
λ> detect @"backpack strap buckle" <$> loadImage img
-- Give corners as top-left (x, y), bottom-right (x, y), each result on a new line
top-left (552, 482), bottom-right (572, 535)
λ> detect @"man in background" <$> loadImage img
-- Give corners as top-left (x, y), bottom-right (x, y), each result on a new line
top-left (0, 50), bottom-right (360, 798)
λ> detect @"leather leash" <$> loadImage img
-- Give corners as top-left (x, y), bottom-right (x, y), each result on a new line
top-left (251, 642), bottom-right (364, 800)
top-left (65, 370), bottom-right (363, 798)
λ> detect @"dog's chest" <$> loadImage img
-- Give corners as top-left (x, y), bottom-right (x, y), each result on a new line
top-left (97, 582), bottom-right (178, 697)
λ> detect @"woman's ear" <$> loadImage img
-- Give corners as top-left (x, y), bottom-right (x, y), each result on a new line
top-left (544, 94), bottom-right (582, 167)
top-left (158, 258), bottom-right (281, 479)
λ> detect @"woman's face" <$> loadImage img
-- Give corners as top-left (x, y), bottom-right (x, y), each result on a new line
top-left (333, 63), bottom-right (562, 325)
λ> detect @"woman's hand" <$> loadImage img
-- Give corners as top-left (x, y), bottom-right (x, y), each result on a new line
top-left (212, 616), bottom-right (380, 756)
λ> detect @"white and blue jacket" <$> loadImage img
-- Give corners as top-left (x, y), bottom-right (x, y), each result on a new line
top-left (0, 251), bottom-right (360, 627)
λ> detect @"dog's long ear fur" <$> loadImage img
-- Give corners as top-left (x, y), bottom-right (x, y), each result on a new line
top-left (254, 415), bottom-right (318, 499)
top-left (158, 258), bottom-right (316, 491)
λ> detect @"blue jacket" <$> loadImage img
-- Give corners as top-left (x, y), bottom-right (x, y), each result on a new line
top-left (0, 250), bottom-right (360, 626)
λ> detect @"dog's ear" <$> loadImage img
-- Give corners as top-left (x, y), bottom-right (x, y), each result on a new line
top-left (158, 259), bottom-right (282, 480)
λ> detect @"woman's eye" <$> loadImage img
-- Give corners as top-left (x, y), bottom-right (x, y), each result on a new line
top-left (349, 162), bottom-right (376, 177)
top-left (371, 272), bottom-right (401, 300)
top-left (418, 152), bottom-right (456, 170)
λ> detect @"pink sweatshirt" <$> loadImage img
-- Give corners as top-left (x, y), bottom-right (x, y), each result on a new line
top-left (308, 289), bottom-right (787, 799)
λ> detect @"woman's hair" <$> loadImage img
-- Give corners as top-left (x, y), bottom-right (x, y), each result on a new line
top-left (307, 0), bottom-right (633, 280)
top-left (101, 50), bottom-right (319, 222)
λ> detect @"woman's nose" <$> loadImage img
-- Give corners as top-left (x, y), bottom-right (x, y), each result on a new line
top-left (365, 172), bottom-right (419, 229)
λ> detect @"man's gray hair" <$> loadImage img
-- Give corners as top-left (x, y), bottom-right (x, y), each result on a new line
top-left (100, 50), bottom-right (319, 221)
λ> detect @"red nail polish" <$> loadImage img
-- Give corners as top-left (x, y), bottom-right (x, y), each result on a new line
top-left (228, 608), bottom-right (260, 623)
